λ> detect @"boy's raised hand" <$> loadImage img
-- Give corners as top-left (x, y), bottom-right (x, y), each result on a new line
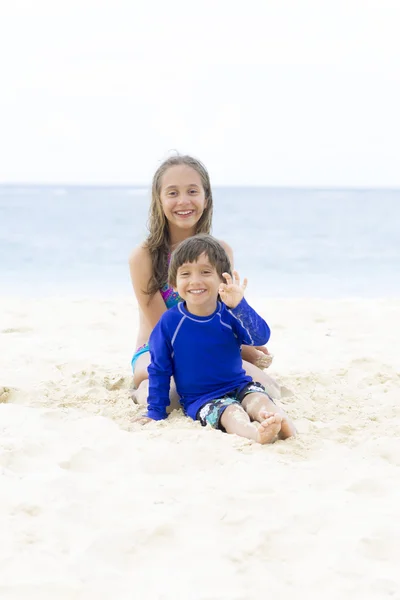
top-left (219, 270), bottom-right (248, 308)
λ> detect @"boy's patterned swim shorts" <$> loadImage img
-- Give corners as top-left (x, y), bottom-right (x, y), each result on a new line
top-left (197, 381), bottom-right (273, 431)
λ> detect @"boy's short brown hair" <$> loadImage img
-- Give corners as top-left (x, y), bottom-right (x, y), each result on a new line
top-left (168, 234), bottom-right (232, 288)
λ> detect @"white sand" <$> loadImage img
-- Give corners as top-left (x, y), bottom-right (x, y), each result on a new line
top-left (1, 296), bottom-right (399, 599)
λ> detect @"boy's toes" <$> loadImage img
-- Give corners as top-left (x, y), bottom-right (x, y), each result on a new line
top-left (259, 410), bottom-right (275, 419)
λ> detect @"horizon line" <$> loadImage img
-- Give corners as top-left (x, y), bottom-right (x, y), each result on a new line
top-left (1, 182), bottom-right (400, 192)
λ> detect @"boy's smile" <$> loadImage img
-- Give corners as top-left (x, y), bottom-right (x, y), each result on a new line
top-left (175, 252), bottom-right (222, 316)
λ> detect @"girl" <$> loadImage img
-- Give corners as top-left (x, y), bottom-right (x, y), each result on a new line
top-left (129, 154), bottom-right (279, 407)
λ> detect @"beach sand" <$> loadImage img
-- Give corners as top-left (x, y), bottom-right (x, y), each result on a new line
top-left (1, 296), bottom-right (399, 599)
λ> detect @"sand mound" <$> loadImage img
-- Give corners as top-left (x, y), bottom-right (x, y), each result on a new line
top-left (1, 296), bottom-right (399, 598)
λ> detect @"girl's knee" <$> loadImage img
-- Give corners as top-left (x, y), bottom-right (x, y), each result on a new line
top-left (133, 352), bottom-right (151, 388)
top-left (133, 368), bottom-right (149, 389)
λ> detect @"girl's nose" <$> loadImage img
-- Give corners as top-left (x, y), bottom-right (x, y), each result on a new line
top-left (177, 193), bottom-right (191, 205)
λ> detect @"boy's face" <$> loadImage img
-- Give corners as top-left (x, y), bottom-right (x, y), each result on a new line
top-left (175, 252), bottom-right (222, 315)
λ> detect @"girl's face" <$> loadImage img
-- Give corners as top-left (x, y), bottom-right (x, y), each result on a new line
top-left (159, 165), bottom-right (207, 232)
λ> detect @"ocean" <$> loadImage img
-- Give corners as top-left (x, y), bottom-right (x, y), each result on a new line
top-left (1, 185), bottom-right (399, 297)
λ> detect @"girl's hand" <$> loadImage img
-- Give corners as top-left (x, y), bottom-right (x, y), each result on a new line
top-left (219, 270), bottom-right (248, 309)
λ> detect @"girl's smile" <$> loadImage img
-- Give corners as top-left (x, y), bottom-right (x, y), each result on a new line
top-left (174, 209), bottom-right (196, 219)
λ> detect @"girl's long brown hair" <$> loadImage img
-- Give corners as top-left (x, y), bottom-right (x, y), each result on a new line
top-left (145, 155), bottom-right (213, 296)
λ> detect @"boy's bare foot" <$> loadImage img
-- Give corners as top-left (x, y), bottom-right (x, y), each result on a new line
top-left (256, 412), bottom-right (282, 444)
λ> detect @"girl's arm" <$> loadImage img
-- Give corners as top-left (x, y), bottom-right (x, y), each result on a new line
top-left (129, 244), bottom-right (168, 330)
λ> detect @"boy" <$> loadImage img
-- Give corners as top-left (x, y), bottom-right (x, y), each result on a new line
top-left (141, 234), bottom-right (295, 444)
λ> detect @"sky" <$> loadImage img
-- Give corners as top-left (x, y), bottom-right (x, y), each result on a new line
top-left (0, 0), bottom-right (399, 187)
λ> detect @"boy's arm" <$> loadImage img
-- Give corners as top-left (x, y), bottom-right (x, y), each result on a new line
top-left (218, 270), bottom-right (270, 346)
top-left (230, 297), bottom-right (271, 346)
top-left (146, 320), bottom-right (173, 421)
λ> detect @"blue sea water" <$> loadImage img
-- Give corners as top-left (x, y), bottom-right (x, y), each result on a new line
top-left (0, 185), bottom-right (399, 297)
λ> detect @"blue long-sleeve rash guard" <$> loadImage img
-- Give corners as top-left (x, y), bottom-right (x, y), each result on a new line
top-left (146, 297), bottom-right (270, 421)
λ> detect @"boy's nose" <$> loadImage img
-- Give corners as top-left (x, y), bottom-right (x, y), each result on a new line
top-left (189, 275), bottom-right (203, 285)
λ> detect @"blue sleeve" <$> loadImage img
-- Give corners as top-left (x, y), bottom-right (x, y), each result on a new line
top-left (146, 318), bottom-right (173, 421)
top-left (229, 297), bottom-right (270, 346)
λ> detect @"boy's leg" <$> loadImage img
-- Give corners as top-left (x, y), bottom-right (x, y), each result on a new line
top-left (220, 404), bottom-right (282, 445)
top-left (241, 391), bottom-right (296, 439)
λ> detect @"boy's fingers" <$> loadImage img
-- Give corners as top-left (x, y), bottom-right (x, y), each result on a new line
top-left (257, 346), bottom-right (269, 355)
top-left (132, 416), bottom-right (152, 424)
